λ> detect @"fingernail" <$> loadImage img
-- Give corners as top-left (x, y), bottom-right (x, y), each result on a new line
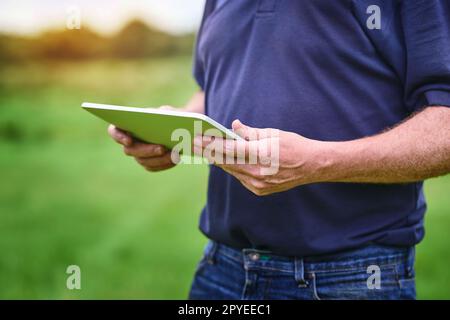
top-left (121, 138), bottom-right (129, 146)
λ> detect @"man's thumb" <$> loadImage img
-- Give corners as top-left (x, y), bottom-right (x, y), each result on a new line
top-left (232, 119), bottom-right (254, 140)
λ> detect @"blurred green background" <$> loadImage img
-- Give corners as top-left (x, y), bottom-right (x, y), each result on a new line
top-left (0, 56), bottom-right (209, 299)
top-left (1, 3), bottom-right (450, 300)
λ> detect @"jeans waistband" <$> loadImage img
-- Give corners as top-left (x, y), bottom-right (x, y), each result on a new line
top-left (204, 241), bottom-right (415, 276)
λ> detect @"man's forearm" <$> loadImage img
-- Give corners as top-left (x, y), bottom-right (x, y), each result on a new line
top-left (315, 106), bottom-right (450, 183)
top-left (183, 90), bottom-right (205, 114)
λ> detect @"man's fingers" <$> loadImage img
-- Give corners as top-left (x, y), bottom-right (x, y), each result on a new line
top-left (193, 135), bottom-right (270, 164)
top-left (145, 163), bottom-right (177, 172)
top-left (108, 125), bottom-right (133, 147)
top-left (219, 163), bottom-right (263, 180)
top-left (232, 120), bottom-right (255, 140)
top-left (135, 152), bottom-right (175, 168)
top-left (194, 135), bottom-right (250, 159)
top-left (124, 142), bottom-right (167, 158)
top-left (220, 165), bottom-right (271, 196)
top-left (232, 120), bottom-right (274, 140)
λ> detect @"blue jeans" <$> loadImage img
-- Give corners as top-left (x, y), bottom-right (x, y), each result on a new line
top-left (189, 241), bottom-right (416, 300)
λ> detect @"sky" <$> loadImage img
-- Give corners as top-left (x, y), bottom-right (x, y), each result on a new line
top-left (0, 0), bottom-right (206, 35)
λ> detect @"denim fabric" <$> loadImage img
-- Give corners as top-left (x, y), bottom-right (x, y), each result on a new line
top-left (189, 241), bottom-right (416, 300)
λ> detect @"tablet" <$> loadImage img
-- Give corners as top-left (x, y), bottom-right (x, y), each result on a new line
top-left (82, 102), bottom-right (243, 149)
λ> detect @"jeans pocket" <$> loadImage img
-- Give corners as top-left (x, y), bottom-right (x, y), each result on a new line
top-left (312, 264), bottom-right (402, 300)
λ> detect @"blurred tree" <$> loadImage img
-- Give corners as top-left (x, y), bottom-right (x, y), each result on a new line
top-left (37, 28), bottom-right (108, 60)
top-left (0, 19), bottom-right (195, 63)
top-left (0, 34), bottom-right (35, 63)
top-left (111, 19), bottom-right (175, 58)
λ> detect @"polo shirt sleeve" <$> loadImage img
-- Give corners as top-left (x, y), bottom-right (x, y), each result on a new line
top-left (402, 0), bottom-right (450, 112)
top-left (193, 0), bottom-right (217, 90)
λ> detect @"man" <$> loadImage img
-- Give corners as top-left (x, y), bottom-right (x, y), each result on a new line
top-left (109, 0), bottom-right (450, 299)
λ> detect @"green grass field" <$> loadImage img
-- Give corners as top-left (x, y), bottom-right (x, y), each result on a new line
top-left (0, 57), bottom-right (449, 299)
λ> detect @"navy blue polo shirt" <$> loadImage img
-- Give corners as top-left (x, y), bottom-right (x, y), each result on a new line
top-left (193, 0), bottom-right (450, 256)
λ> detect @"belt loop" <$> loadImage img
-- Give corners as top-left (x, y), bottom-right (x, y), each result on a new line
top-left (406, 246), bottom-right (415, 278)
top-left (294, 258), bottom-right (308, 288)
top-left (206, 241), bottom-right (218, 265)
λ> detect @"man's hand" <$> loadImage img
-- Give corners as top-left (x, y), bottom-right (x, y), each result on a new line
top-left (194, 107), bottom-right (450, 195)
top-left (193, 120), bottom-right (326, 196)
top-left (108, 106), bottom-right (178, 172)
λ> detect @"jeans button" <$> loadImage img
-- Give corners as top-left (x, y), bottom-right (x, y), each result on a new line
top-left (250, 253), bottom-right (260, 261)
